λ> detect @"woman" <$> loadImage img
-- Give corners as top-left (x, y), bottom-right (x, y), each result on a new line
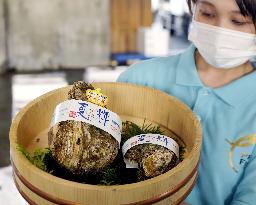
top-left (117, 0), bottom-right (256, 204)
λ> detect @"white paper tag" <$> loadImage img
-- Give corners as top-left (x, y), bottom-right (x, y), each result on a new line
top-left (51, 99), bottom-right (122, 145)
top-left (122, 134), bottom-right (179, 168)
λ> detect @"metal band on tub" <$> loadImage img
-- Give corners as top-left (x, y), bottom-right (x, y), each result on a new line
top-left (50, 99), bottom-right (122, 145)
top-left (122, 134), bottom-right (179, 168)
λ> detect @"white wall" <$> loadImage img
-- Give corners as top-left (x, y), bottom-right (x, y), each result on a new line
top-left (6, 0), bottom-right (110, 71)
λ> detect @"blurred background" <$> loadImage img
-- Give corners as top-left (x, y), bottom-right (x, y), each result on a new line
top-left (0, 0), bottom-right (191, 204)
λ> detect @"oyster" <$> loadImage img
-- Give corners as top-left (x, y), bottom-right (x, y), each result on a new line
top-left (125, 143), bottom-right (178, 179)
top-left (48, 81), bottom-right (119, 175)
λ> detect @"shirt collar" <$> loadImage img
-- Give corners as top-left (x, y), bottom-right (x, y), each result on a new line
top-left (214, 71), bottom-right (256, 107)
top-left (175, 44), bottom-right (203, 87)
top-left (175, 44), bottom-right (256, 108)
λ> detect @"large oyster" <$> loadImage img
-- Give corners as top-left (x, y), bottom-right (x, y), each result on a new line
top-left (48, 81), bottom-right (119, 175)
top-left (125, 143), bottom-right (178, 179)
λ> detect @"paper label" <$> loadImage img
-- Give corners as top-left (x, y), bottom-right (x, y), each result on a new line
top-left (51, 99), bottom-right (122, 144)
top-left (122, 134), bottom-right (179, 168)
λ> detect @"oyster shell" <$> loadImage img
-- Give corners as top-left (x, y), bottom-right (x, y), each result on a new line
top-left (125, 143), bottom-right (178, 179)
top-left (48, 81), bottom-right (119, 175)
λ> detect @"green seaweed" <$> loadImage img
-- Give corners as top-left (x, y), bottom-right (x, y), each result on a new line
top-left (17, 144), bottom-right (54, 173)
top-left (121, 120), bottom-right (164, 143)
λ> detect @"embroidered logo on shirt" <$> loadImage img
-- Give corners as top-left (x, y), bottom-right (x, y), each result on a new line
top-left (226, 134), bottom-right (256, 173)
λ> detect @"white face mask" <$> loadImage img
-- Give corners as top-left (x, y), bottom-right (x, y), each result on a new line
top-left (188, 20), bottom-right (256, 69)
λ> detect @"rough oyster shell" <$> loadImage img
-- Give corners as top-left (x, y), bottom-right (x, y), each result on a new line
top-left (125, 143), bottom-right (178, 179)
top-left (48, 81), bottom-right (119, 175)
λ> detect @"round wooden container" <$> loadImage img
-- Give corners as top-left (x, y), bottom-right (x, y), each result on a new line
top-left (10, 82), bottom-right (202, 205)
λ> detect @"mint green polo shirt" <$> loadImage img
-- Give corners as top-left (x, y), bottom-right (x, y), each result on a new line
top-left (117, 45), bottom-right (256, 205)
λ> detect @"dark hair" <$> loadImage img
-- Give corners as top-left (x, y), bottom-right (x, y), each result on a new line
top-left (187, 0), bottom-right (256, 26)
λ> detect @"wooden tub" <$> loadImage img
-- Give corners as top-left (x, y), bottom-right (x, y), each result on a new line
top-left (10, 82), bottom-right (202, 205)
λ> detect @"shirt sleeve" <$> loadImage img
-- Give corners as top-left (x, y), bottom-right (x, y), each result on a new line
top-left (230, 145), bottom-right (256, 205)
top-left (116, 62), bottom-right (143, 84)
top-left (116, 66), bottom-right (133, 83)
